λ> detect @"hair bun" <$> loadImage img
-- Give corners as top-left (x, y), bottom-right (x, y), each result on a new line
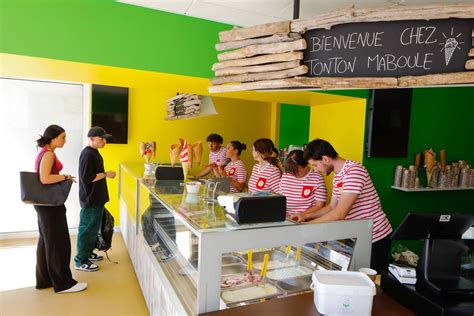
top-left (241, 143), bottom-right (247, 150)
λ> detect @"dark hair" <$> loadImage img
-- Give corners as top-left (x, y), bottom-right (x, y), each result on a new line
top-left (285, 150), bottom-right (308, 176)
top-left (206, 133), bottom-right (223, 144)
top-left (229, 141), bottom-right (247, 156)
top-left (253, 138), bottom-right (283, 174)
top-left (303, 139), bottom-right (338, 161)
top-left (36, 124), bottom-right (65, 148)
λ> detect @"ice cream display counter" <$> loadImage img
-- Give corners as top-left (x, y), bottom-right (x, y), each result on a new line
top-left (119, 163), bottom-right (373, 315)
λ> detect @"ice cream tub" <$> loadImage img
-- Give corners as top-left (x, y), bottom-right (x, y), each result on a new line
top-left (221, 283), bottom-right (282, 304)
top-left (311, 270), bottom-right (375, 316)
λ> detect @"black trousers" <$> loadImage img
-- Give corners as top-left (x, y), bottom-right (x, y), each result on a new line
top-left (371, 234), bottom-right (392, 273)
top-left (34, 204), bottom-right (77, 292)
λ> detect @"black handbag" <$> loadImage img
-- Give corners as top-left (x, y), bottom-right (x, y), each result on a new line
top-left (20, 151), bottom-right (73, 206)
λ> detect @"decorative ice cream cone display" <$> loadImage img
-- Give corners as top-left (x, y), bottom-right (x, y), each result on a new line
top-left (140, 141), bottom-right (156, 163)
top-left (170, 143), bottom-right (182, 167)
top-left (423, 149), bottom-right (437, 185)
top-left (191, 141), bottom-right (203, 166)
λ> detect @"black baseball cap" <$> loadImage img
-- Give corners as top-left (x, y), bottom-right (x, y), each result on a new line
top-left (87, 126), bottom-right (112, 139)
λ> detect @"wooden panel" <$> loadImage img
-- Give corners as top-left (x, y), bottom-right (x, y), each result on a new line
top-left (291, 4), bottom-right (474, 33)
top-left (219, 21), bottom-right (290, 42)
top-left (211, 65), bottom-right (308, 85)
top-left (212, 52), bottom-right (303, 71)
top-left (217, 39), bottom-right (306, 61)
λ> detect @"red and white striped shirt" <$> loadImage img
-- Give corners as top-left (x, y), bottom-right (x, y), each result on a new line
top-left (209, 147), bottom-right (227, 166)
top-left (225, 160), bottom-right (248, 193)
top-left (248, 162), bottom-right (281, 193)
top-left (332, 160), bottom-right (392, 242)
top-left (279, 170), bottom-right (327, 216)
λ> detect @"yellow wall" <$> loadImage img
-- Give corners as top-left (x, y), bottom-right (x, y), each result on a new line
top-left (1, 53), bottom-right (364, 222)
top-left (1, 54), bottom-right (274, 222)
top-left (309, 99), bottom-right (367, 198)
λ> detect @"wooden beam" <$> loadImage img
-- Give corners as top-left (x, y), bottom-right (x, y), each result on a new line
top-left (211, 65), bottom-right (308, 85)
top-left (465, 60), bottom-right (474, 70)
top-left (291, 4), bottom-right (474, 32)
top-left (469, 48), bottom-right (474, 57)
top-left (398, 72), bottom-right (474, 86)
top-left (212, 51), bottom-right (303, 71)
top-left (208, 76), bottom-right (397, 93)
top-left (215, 33), bottom-right (301, 51)
top-left (217, 39), bottom-right (306, 61)
top-left (219, 21), bottom-right (290, 42)
top-left (215, 60), bottom-right (301, 77)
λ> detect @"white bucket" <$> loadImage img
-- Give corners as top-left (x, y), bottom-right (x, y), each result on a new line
top-left (311, 270), bottom-right (376, 316)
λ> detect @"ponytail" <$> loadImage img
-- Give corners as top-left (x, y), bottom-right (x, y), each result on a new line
top-left (36, 124), bottom-right (65, 148)
top-left (230, 140), bottom-right (247, 156)
top-left (253, 138), bottom-right (283, 175)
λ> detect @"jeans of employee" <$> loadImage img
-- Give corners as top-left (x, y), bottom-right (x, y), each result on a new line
top-left (74, 206), bottom-right (104, 266)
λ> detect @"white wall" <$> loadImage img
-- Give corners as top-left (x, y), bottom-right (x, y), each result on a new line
top-left (0, 78), bottom-right (85, 233)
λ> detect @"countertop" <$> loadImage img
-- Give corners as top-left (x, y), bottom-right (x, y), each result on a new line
top-left (201, 287), bottom-right (415, 316)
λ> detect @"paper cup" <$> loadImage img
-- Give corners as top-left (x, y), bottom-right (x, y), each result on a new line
top-left (359, 268), bottom-right (377, 282)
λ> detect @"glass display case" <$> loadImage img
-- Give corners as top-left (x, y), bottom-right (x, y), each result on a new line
top-left (119, 162), bottom-right (373, 315)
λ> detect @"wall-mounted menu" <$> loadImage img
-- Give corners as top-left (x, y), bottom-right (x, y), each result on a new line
top-left (303, 19), bottom-right (474, 77)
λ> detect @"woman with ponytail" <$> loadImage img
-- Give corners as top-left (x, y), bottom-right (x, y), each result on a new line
top-left (217, 140), bottom-right (248, 192)
top-left (33, 125), bottom-right (87, 294)
top-left (248, 138), bottom-right (282, 193)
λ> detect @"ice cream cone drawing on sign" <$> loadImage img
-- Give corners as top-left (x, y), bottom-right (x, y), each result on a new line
top-left (439, 27), bottom-right (464, 66)
top-left (424, 149), bottom-right (437, 185)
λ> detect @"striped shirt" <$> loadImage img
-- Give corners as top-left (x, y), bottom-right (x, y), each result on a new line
top-left (225, 160), bottom-right (248, 193)
top-left (279, 170), bottom-right (327, 216)
top-left (248, 162), bottom-right (281, 193)
top-left (209, 147), bottom-right (227, 166)
top-left (332, 160), bottom-right (392, 242)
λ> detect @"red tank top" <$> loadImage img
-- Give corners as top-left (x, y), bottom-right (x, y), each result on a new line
top-left (35, 147), bottom-right (63, 174)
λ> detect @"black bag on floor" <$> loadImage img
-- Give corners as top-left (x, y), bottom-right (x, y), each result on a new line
top-left (96, 208), bottom-right (114, 251)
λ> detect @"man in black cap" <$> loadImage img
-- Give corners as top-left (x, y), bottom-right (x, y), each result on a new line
top-left (74, 126), bottom-right (116, 272)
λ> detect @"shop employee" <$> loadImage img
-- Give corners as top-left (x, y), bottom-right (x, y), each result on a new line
top-left (195, 133), bottom-right (228, 178)
top-left (292, 139), bottom-right (392, 272)
top-left (279, 150), bottom-right (326, 217)
top-left (248, 138), bottom-right (282, 193)
top-left (216, 140), bottom-right (248, 193)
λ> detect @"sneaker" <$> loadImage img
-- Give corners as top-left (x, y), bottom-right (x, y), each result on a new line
top-left (74, 261), bottom-right (99, 272)
top-left (89, 252), bottom-right (104, 262)
top-left (58, 282), bottom-right (88, 293)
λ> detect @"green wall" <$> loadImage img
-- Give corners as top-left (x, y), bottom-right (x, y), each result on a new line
top-left (0, 0), bottom-right (230, 78)
top-left (279, 103), bottom-right (310, 149)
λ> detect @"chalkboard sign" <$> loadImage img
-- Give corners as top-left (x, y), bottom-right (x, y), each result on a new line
top-left (303, 19), bottom-right (474, 77)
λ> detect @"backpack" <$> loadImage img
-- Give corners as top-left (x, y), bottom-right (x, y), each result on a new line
top-left (96, 208), bottom-right (117, 263)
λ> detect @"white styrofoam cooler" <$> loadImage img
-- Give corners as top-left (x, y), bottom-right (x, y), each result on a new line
top-left (311, 270), bottom-right (376, 316)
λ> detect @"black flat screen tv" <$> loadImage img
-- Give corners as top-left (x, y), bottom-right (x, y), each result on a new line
top-left (91, 84), bottom-right (129, 144)
top-left (366, 88), bottom-right (412, 157)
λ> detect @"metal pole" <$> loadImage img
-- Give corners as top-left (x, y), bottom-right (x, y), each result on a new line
top-left (293, 0), bottom-right (300, 19)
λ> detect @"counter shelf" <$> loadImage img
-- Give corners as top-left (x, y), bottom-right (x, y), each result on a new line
top-left (119, 162), bottom-right (373, 314)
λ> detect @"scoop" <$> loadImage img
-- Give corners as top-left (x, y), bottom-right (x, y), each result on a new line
top-left (259, 253), bottom-right (269, 287)
top-left (296, 246), bottom-right (301, 266)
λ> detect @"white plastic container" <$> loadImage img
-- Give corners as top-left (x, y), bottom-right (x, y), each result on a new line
top-left (185, 181), bottom-right (201, 194)
top-left (311, 270), bottom-right (376, 316)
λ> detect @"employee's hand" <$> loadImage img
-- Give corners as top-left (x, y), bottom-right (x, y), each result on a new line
top-left (290, 213), bottom-right (307, 222)
top-left (105, 171), bottom-right (116, 179)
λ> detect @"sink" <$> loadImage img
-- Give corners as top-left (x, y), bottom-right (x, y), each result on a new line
top-left (221, 264), bottom-right (247, 275)
top-left (222, 255), bottom-right (243, 265)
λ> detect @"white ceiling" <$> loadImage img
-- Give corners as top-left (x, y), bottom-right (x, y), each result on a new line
top-left (116, 0), bottom-right (472, 27)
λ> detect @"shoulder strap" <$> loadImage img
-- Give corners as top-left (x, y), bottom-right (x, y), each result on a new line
top-left (36, 150), bottom-right (58, 174)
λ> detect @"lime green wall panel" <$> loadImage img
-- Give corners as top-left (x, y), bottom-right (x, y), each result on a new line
top-left (279, 103), bottom-right (310, 149)
top-left (0, 0), bottom-right (230, 78)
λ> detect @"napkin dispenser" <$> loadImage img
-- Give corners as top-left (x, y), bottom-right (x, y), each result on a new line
top-left (217, 192), bottom-right (286, 224)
